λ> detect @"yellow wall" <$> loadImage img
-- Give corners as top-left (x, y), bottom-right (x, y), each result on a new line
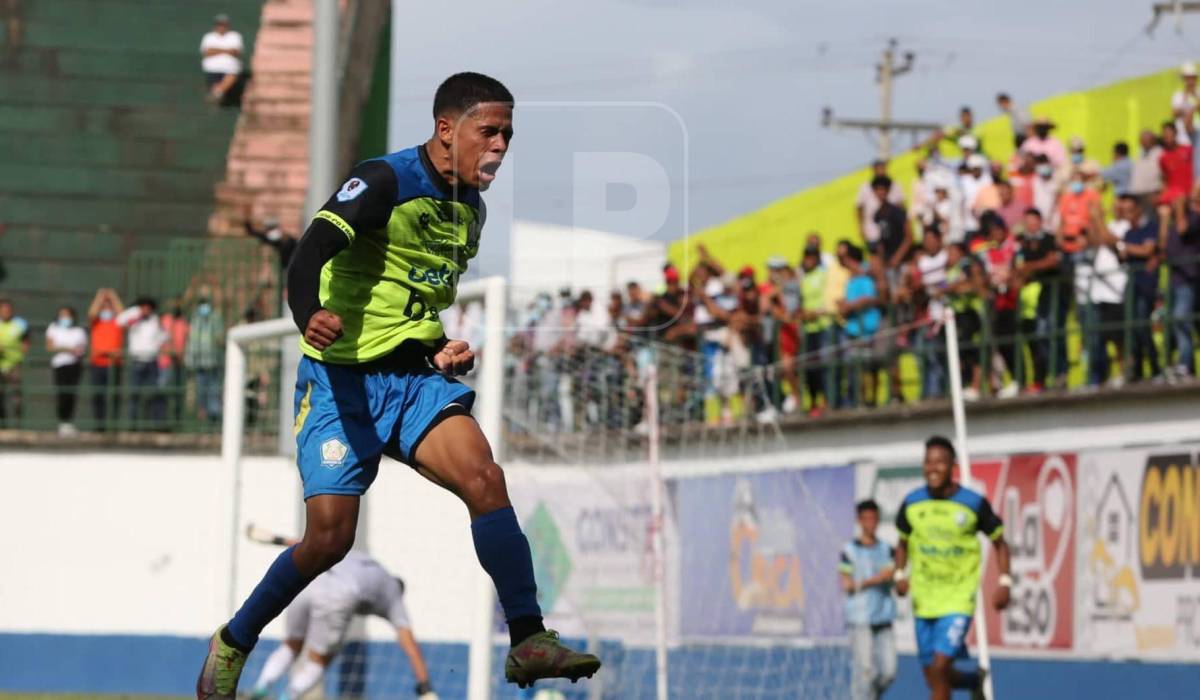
top-left (670, 68), bottom-right (1180, 277)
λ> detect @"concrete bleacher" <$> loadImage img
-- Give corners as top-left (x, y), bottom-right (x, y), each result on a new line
top-left (0, 0), bottom-right (263, 324)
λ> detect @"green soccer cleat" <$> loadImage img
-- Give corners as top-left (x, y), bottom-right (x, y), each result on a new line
top-left (195, 625), bottom-right (249, 700)
top-left (504, 629), bottom-right (602, 688)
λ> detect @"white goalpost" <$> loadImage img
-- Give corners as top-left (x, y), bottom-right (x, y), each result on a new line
top-left (943, 308), bottom-right (995, 700)
top-left (220, 276), bottom-right (507, 700)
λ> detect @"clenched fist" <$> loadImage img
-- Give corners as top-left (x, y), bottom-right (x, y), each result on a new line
top-left (305, 309), bottom-right (344, 350)
top-left (432, 339), bottom-right (475, 376)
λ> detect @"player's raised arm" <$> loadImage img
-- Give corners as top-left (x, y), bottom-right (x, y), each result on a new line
top-left (286, 160), bottom-right (397, 349)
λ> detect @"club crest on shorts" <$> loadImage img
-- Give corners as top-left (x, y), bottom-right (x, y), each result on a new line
top-left (321, 438), bottom-right (349, 467)
top-left (335, 177), bottom-right (367, 202)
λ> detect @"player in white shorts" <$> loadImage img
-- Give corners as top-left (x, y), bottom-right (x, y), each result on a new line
top-left (249, 549), bottom-right (437, 699)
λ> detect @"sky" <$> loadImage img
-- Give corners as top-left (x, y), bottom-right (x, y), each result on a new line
top-left (387, 0), bottom-right (1200, 278)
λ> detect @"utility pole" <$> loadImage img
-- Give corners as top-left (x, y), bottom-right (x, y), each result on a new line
top-left (823, 38), bottom-right (940, 160)
top-left (1146, 1), bottom-right (1200, 34)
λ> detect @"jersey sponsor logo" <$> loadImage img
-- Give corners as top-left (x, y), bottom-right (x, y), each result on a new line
top-left (407, 263), bottom-right (458, 288)
top-left (335, 177), bottom-right (368, 202)
top-left (321, 438), bottom-right (349, 467)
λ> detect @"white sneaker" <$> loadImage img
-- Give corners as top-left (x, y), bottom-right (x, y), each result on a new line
top-left (782, 394), bottom-right (799, 414)
top-left (1107, 376), bottom-right (1125, 390)
top-left (57, 423), bottom-right (78, 438)
top-left (997, 382), bottom-right (1019, 399)
top-left (962, 388), bottom-right (981, 402)
top-left (755, 407), bottom-right (779, 424)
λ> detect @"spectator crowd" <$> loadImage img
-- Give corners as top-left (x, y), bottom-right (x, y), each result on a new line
top-left (505, 70), bottom-right (1200, 431)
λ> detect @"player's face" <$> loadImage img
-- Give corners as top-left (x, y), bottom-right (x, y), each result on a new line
top-left (857, 508), bottom-right (880, 538)
top-left (447, 102), bottom-right (513, 191)
top-left (923, 445), bottom-right (954, 491)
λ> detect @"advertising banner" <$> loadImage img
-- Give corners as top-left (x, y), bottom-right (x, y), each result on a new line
top-left (1076, 447), bottom-right (1200, 660)
top-left (506, 467), bottom-right (657, 643)
top-left (671, 465), bottom-right (855, 639)
top-left (972, 454), bottom-right (1076, 651)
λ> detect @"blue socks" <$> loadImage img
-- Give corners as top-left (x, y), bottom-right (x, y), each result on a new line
top-left (471, 506), bottom-right (543, 644)
top-left (225, 545), bottom-right (309, 651)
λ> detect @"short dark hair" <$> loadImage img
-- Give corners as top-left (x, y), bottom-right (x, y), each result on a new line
top-left (1024, 207), bottom-right (1043, 219)
top-left (856, 499), bottom-right (881, 515)
top-left (979, 210), bottom-right (1006, 233)
top-left (432, 72), bottom-right (514, 119)
top-left (1114, 141), bottom-right (1130, 157)
top-left (925, 435), bottom-right (957, 460)
top-left (960, 105), bottom-right (972, 114)
top-left (996, 92), bottom-right (1011, 102)
top-left (1163, 120), bottom-right (1178, 132)
top-left (1118, 193), bottom-right (1141, 208)
top-left (845, 244), bottom-right (864, 263)
top-left (871, 175), bottom-right (893, 190)
top-left (135, 296), bottom-right (157, 310)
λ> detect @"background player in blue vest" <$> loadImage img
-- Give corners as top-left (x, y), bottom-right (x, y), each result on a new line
top-left (894, 436), bottom-right (1012, 700)
top-left (196, 73), bottom-right (601, 699)
top-left (840, 498), bottom-right (898, 700)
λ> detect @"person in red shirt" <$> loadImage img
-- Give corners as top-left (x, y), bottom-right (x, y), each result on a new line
top-left (980, 212), bottom-right (1021, 398)
top-left (1159, 121), bottom-right (1195, 231)
top-left (87, 287), bottom-right (125, 431)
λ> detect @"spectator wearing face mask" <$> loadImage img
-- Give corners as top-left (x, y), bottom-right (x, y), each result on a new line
top-left (119, 296), bottom-right (168, 429)
top-left (1064, 136), bottom-right (1100, 179)
top-left (87, 288), bottom-right (126, 430)
top-left (959, 154), bottom-right (992, 233)
top-left (1020, 117), bottom-right (1067, 169)
top-left (1031, 154), bottom-right (1061, 225)
top-left (186, 296), bottom-right (224, 422)
top-left (45, 306), bottom-right (87, 437)
top-left (1056, 168), bottom-right (1101, 259)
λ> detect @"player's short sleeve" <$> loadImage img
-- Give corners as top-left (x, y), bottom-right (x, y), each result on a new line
top-left (838, 545), bottom-right (853, 575)
top-left (313, 160), bottom-right (398, 244)
top-left (976, 496), bottom-right (1004, 540)
top-left (200, 32), bottom-right (213, 53)
top-left (385, 592), bottom-right (411, 630)
top-left (895, 500), bottom-right (912, 540)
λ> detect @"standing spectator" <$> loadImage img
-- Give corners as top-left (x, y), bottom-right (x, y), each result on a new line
top-left (926, 106), bottom-right (981, 155)
top-left (46, 306), bottom-right (87, 436)
top-left (856, 161), bottom-right (905, 250)
top-left (925, 174), bottom-right (966, 244)
top-left (873, 176), bottom-right (914, 280)
top-left (914, 226), bottom-right (949, 399)
top-left (996, 92), bottom-right (1031, 148)
top-left (87, 288), bottom-right (125, 431)
top-left (980, 212), bottom-right (1020, 397)
top-left (941, 243), bottom-right (987, 400)
top-left (868, 253), bottom-right (907, 405)
top-left (159, 302), bottom-right (190, 424)
top-left (766, 257), bottom-right (803, 414)
top-left (993, 180), bottom-right (1025, 231)
top-left (1078, 197), bottom-right (1129, 388)
top-left (1159, 121), bottom-right (1194, 234)
top-left (1066, 136), bottom-right (1100, 176)
top-left (119, 297), bottom-right (168, 429)
top-left (1171, 62), bottom-right (1200, 147)
top-left (1057, 168), bottom-right (1102, 260)
top-left (1129, 129), bottom-right (1164, 215)
top-left (959, 155), bottom-right (992, 233)
top-left (837, 245), bottom-right (880, 407)
top-left (827, 239), bottom-right (855, 407)
top-left (1117, 196), bottom-right (1162, 383)
top-left (186, 297), bottom-right (223, 423)
top-left (840, 499), bottom-right (897, 700)
top-left (200, 13), bottom-right (245, 106)
top-left (0, 298), bottom-right (29, 427)
top-left (799, 245), bottom-right (832, 416)
top-left (1020, 117), bottom-right (1067, 169)
top-left (1008, 152), bottom-right (1038, 211)
top-left (1102, 142), bottom-right (1132, 196)
top-left (1031, 154), bottom-right (1060, 225)
top-left (696, 276), bottom-right (739, 425)
top-left (1013, 208), bottom-right (1062, 394)
top-left (624, 281), bottom-right (649, 327)
top-left (1158, 198), bottom-right (1200, 381)
top-left (244, 207), bottom-right (298, 270)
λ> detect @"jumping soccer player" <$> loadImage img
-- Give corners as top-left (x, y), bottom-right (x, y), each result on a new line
top-left (893, 435), bottom-right (1011, 700)
top-left (249, 548), bottom-right (437, 700)
top-left (196, 72), bottom-right (601, 699)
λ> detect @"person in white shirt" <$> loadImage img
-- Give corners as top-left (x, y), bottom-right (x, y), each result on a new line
top-left (1078, 199), bottom-right (1131, 389)
top-left (118, 297), bottom-right (167, 428)
top-left (250, 548), bottom-right (438, 700)
top-left (1171, 62), bottom-right (1200, 146)
top-left (200, 13), bottom-right (244, 103)
top-left (957, 154), bottom-right (992, 233)
top-left (45, 306), bottom-right (87, 437)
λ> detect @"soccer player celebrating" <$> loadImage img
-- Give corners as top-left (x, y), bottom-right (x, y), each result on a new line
top-left (893, 436), bottom-right (1011, 700)
top-left (249, 547), bottom-right (436, 700)
top-left (196, 72), bottom-right (601, 698)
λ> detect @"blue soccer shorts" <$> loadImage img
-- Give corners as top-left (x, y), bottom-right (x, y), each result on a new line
top-left (293, 355), bottom-right (476, 499)
top-left (914, 614), bottom-right (972, 667)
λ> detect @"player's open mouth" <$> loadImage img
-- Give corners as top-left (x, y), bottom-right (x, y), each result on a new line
top-left (479, 160), bottom-right (501, 183)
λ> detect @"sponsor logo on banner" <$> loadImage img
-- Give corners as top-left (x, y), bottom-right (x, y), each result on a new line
top-left (1077, 448), bottom-right (1200, 659)
top-left (972, 454), bottom-right (1076, 650)
top-left (673, 466), bottom-right (854, 639)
